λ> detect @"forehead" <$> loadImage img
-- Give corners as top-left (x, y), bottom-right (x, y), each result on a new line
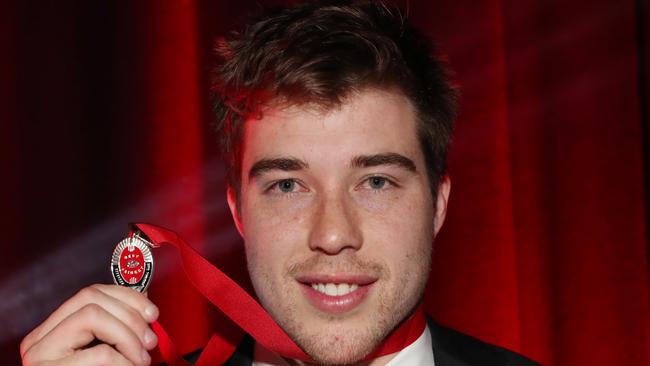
top-left (241, 89), bottom-right (422, 169)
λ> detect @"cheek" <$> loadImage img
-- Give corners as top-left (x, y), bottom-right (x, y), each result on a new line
top-left (241, 197), bottom-right (311, 271)
top-left (370, 199), bottom-right (434, 298)
top-left (360, 191), bottom-right (434, 268)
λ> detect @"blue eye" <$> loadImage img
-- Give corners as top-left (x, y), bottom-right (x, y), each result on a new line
top-left (277, 179), bottom-right (296, 193)
top-left (368, 176), bottom-right (387, 189)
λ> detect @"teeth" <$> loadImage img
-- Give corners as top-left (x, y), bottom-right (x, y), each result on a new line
top-left (310, 283), bottom-right (360, 296)
top-left (325, 283), bottom-right (337, 296)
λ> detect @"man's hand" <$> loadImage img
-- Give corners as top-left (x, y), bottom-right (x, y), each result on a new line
top-left (20, 284), bottom-right (159, 366)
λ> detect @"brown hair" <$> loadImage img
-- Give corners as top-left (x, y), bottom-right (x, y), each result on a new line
top-left (212, 0), bottom-right (457, 199)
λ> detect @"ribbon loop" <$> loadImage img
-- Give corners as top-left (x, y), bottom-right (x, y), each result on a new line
top-left (131, 223), bottom-right (425, 365)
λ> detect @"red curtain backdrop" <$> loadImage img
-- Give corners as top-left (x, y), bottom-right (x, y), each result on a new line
top-left (2, 1), bottom-right (648, 365)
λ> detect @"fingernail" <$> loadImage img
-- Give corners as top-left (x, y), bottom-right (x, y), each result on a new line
top-left (144, 328), bottom-right (157, 347)
top-left (144, 305), bottom-right (158, 321)
top-left (141, 349), bottom-right (151, 364)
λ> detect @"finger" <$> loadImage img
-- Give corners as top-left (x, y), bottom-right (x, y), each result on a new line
top-left (80, 286), bottom-right (158, 349)
top-left (28, 303), bottom-right (149, 366)
top-left (23, 285), bottom-right (158, 354)
top-left (92, 284), bottom-right (159, 322)
top-left (54, 343), bottom-right (137, 366)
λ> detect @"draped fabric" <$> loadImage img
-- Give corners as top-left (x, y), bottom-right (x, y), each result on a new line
top-left (2, 1), bottom-right (648, 365)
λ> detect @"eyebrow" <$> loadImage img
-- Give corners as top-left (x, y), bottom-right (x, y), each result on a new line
top-left (350, 153), bottom-right (417, 172)
top-left (249, 157), bottom-right (309, 178)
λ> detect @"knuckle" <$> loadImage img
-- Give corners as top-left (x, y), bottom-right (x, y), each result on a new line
top-left (21, 346), bottom-right (39, 366)
top-left (93, 343), bottom-right (116, 364)
top-left (124, 307), bottom-right (145, 329)
top-left (80, 302), bottom-right (104, 319)
top-left (19, 334), bottom-right (31, 357)
top-left (20, 328), bottom-right (44, 361)
top-left (77, 286), bottom-right (101, 302)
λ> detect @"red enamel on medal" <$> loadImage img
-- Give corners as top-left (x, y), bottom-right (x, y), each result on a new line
top-left (119, 245), bottom-right (145, 284)
top-left (111, 233), bottom-right (155, 293)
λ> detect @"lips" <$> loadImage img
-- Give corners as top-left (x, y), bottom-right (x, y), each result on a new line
top-left (296, 274), bottom-right (378, 314)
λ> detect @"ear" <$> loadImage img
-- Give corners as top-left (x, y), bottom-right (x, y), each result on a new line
top-left (433, 176), bottom-right (451, 236)
top-left (226, 186), bottom-right (245, 238)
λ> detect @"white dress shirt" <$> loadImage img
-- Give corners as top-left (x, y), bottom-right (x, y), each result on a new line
top-left (252, 325), bottom-right (434, 366)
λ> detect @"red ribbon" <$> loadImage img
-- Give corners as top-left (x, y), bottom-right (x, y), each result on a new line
top-left (132, 223), bottom-right (425, 365)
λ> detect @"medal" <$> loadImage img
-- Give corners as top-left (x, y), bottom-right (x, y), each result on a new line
top-left (111, 230), bottom-right (157, 292)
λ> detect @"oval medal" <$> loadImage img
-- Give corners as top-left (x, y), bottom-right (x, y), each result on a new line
top-left (111, 233), bottom-right (154, 292)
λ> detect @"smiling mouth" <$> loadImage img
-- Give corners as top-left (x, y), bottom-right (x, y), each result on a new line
top-left (296, 275), bottom-right (378, 314)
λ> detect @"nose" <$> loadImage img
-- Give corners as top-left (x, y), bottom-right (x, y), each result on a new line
top-left (308, 190), bottom-right (363, 255)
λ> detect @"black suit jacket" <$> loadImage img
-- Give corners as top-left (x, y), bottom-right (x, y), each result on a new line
top-left (206, 318), bottom-right (539, 366)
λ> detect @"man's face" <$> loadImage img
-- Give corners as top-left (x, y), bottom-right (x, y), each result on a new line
top-left (228, 89), bottom-right (449, 365)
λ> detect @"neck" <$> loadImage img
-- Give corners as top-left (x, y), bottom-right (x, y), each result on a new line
top-left (294, 352), bottom-right (397, 366)
top-left (284, 352), bottom-right (398, 366)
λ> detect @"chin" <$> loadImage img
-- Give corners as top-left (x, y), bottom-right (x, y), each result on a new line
top-left (272, 307), bottom-right (397, 366)
top-left (294, 322), bottom-right (384, 365)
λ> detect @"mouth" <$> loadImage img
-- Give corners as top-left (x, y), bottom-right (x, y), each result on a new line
top-left (296, 275), bottom-right (378, 314)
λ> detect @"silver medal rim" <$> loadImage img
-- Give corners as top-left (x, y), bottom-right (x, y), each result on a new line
top-left (111, 235), bottom-right (154, 293)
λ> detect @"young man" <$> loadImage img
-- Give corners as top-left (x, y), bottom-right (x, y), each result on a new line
top-left (21, 1), bottom-right (537, 365)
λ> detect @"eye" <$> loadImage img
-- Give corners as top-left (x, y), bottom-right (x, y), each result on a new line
top-left (267, 178), bottom-right (305, 194)
top-left (277, 179), bottom-right (296, 193)
top-left (360, 175), bottom-right (398, 191)
top-left (368, 176), bottom-right (387, 189)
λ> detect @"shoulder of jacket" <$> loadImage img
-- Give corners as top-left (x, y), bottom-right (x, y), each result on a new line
top-left (427, 317), bottom-right (540, 366)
